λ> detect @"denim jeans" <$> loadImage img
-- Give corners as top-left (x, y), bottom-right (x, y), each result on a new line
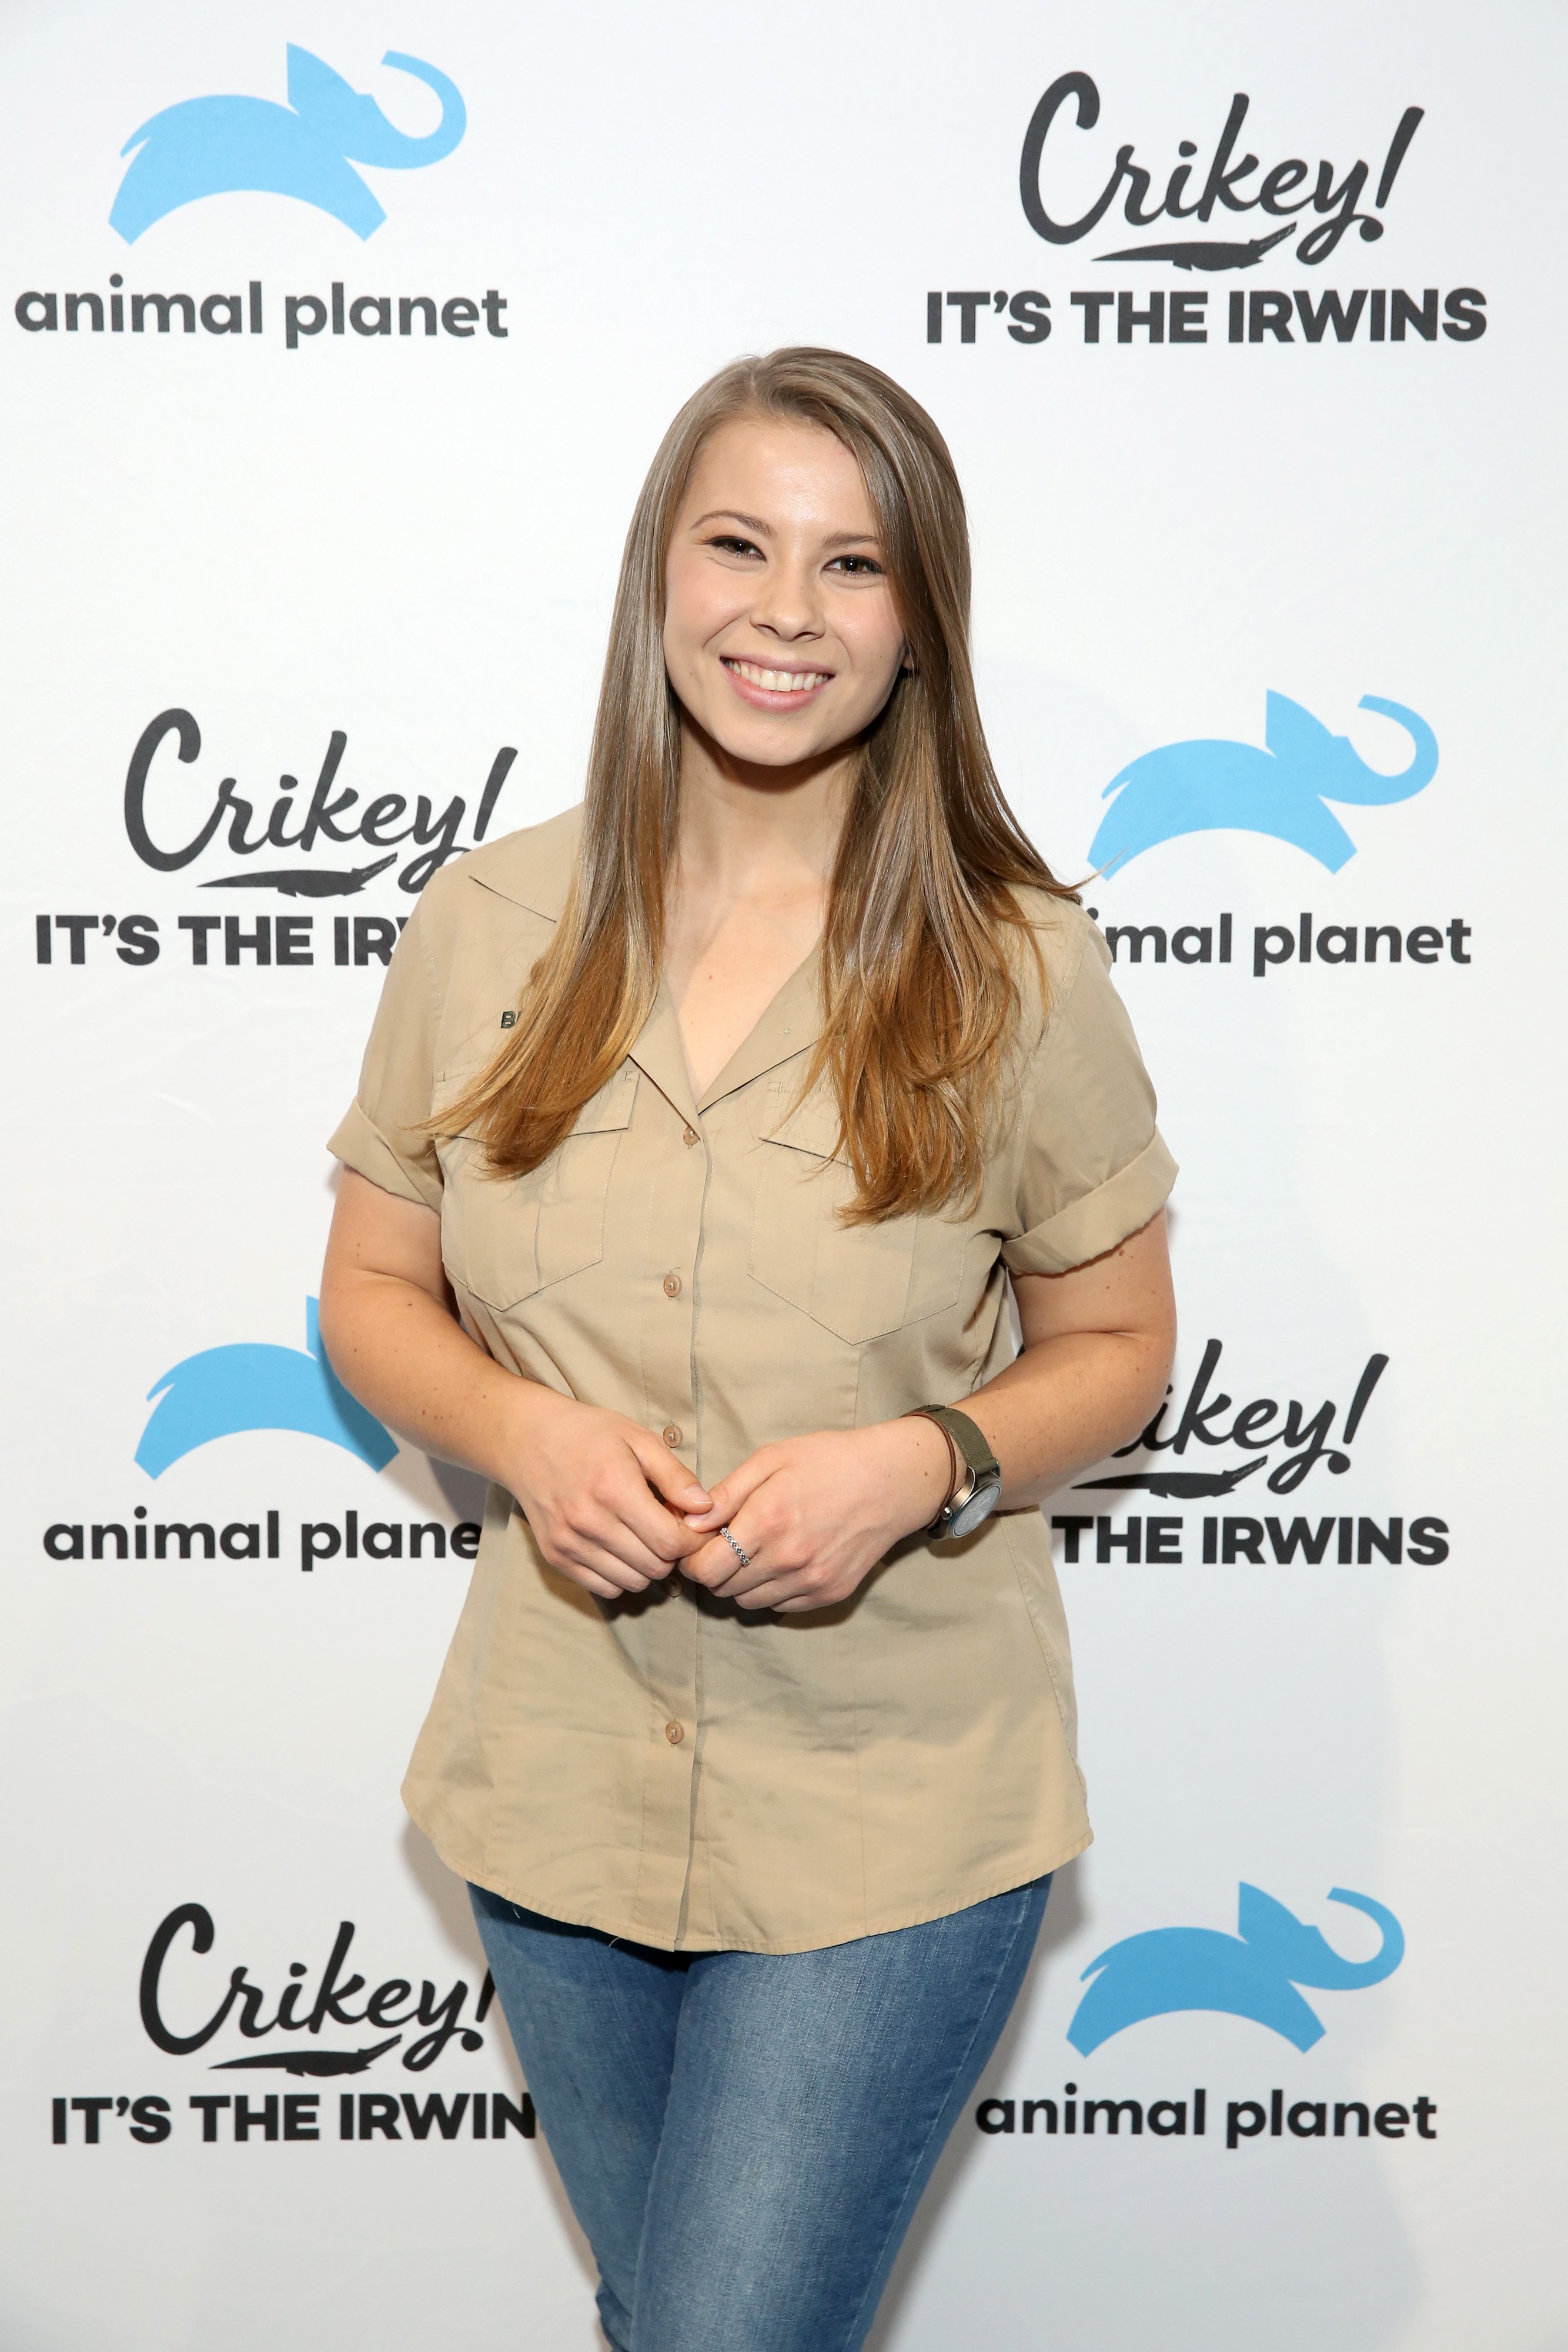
top-left (470, 1874), bottom-right (1051, 2352)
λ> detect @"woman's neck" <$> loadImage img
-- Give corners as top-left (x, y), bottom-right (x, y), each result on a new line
top-left (673, 720), bottom-right (854, 903)
top-left (663, 723), bottom-right (854, 1101)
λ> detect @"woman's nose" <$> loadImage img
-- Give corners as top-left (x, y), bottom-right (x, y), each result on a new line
top-left (749, 561), bottom-right (823, 641)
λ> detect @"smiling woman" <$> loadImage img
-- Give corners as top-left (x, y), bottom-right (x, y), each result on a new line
top-left (317, 348), bottom-right (1178, 2352)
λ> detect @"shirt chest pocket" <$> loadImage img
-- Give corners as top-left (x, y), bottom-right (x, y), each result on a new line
top-left (747, 1084), bottom-right (968, 1346)
top-left (436, 1065), bottom-right (640, 1312)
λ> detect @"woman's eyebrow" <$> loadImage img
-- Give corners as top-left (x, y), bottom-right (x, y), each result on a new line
top-left (688, 510), bottom-right (881, 552)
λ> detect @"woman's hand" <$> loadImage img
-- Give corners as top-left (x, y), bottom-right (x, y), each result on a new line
top-left (507, 1389), bottom-right (714, 1601)
top-left (677, 1417), bottom-right (953, 1614)
top-left (319, 1173), bottom-right (713, 1605)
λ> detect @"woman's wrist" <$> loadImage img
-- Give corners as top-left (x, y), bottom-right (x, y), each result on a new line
top-left (872, 1412), bottom-right (955, 1540)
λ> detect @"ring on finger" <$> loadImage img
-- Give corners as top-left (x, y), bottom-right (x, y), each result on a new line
top-left (718, 1524), bottom-right (752, 1571)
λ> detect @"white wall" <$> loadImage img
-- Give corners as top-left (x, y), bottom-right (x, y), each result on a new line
top-left (4, 4), bottom-right (1564, 2344)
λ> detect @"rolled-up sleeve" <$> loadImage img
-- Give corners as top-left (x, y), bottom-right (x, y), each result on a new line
top-left (327, 901), bottom-right (445, 1212)
top-left (1001, 920), bottom-right (1177, 1277)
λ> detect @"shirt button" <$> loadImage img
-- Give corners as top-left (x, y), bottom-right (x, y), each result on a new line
top-left (682, 1126), bottom-right (698, 1148)
top-left (662, 1271), bottom-right (683, 1297)
top-left (665, 1720), bottom-right (685, 1745)
top-left (661, 1424), bottom-right (683, 1448)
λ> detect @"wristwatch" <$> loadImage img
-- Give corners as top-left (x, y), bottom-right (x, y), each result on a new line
top-left (907, 1405), bottom-right (1003, 1539)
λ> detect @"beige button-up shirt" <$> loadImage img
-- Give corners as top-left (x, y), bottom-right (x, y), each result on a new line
top-left (329, 808), bottom-right (1176, 1954)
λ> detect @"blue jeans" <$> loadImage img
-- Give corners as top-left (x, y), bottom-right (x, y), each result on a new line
top-left (470, 1875), bottom-right (1051, 2352)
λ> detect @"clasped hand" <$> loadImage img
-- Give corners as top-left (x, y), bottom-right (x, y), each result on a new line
top-left (510, 1395), bottom-right (948, 1615)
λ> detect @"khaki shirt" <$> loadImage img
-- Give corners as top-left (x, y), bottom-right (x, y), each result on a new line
top-left (329, 808), bottom-right (1176, 1954)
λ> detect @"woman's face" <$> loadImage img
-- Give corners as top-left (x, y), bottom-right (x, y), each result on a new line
top-left (663, 414), bottom-right (908, 770)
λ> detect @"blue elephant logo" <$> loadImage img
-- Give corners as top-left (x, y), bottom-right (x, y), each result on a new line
top-left (111, 45), bottom-right (466, 243)
top-left (1088, 693), bottom-right (1437, 877)
top-left (1067, 1884), bottom-right (1405, 2054)
top-left (136, 1299), bottom-right (396, 1478)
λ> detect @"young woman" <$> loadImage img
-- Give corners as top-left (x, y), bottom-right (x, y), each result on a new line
top-left (319, 348), bottom-right (1176, 2351)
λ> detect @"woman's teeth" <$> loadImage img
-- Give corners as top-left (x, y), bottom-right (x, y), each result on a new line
top-left (727, 660), bottom-right (830, 693)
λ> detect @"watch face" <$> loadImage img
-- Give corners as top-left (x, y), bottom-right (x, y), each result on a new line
top-left (948, 1479), bottom-right (1001, 1539)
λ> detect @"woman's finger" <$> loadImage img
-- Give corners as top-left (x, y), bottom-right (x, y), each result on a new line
top-left (627, 1430), bottom-right (712, 1515)
top-left (681, 1449), bottom-right (779, 1531)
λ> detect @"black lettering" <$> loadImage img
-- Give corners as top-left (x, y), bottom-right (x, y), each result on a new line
top-left (131, 292), bottom-right (196, 333)
top-left (1254, 924), bottom-right (1294, 975)
top-left (1070, 291), bottom-right (1115, 343)
top-left (1117, 290), bottom-right (1164, 343)
top-left (1222, 1517), bottom-right (1264, 1563)
top-left (976, 2097), bottom-right (1015, 2133)
top-left (400, 296), bottom-right (437, 336)
top-left (402, 2091), bottom-right (469, 2140)
top-left (492, 2091), bottom-right (536, 2139)
top-left (1357, 1517), bottom-right (1403, 1564)
top-left (441, 297), bottom-right (479, 336)
top-left (129, 2095), bottom-right (172, 2143)
top-left (1169, 291), bottom-right (1207, 343)
top-left (1407, 1516), bottom-right (1449, 1565)
top-left (945, 291), bottom-right (990, 343)
top-left (1019, 74), bottom-right (1122, 243)
top-left (1007, 290), bottom-right (1051, 344)
top-left (1106, 924), bottom-right (1166, 963)
top-left (1295, 287), bottom-right (1368, 343)
top-left (1266, 1516), bottom-right (1335, 1564)
top-left (65, 292), bottom-right (105, 332)
top-left (285, 293), bottom-right (328, 349)
top-left (45, 1524), bottom-right (84, 1560)
top-left (1390, 288), bottom-right (1438, 342)
top-left (1249, 290), bottom-right (1294, 342)
top-left (1442, 288), bottom-right (1486, 341)
top-left (1083, 2098), bottom-right (1142, 2134)
top-left (141, 1905), bottom-right (237, 2054)
top-left (154, 1522), bottom-right (216, 1559)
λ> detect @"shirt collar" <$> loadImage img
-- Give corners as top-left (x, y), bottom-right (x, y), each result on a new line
top-left (463, 807), bottom-right (827, 1120)
top-left (625, 947), bottom-right (825, 1126)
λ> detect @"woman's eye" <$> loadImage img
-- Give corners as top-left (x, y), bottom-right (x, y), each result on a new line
top-left (829, 554), bottom-right (884, 577)
top-left (708, 534), bottom-right (761, 558)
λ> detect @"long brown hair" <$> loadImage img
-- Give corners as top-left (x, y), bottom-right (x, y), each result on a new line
top-left (444, 348), bottom-right (1076, 1221)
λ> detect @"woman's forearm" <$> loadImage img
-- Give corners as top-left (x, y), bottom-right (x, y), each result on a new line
top-left (962, 1326), bottom-right (1169, 1511)
top-left (319, 1265), bottom-right (544, 1486)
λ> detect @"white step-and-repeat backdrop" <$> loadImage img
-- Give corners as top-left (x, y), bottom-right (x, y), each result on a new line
top-left (5, 4), bottom-right (1563, 2345)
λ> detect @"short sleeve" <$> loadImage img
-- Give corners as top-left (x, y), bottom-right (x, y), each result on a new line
top-left (326, 900), bottom-right (445, 1212)
top-left (1001, 920), bottom-right (1177, 1277)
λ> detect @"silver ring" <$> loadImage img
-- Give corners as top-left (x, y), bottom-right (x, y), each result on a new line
top-left (718, 1524), bottom-right (751, 1570)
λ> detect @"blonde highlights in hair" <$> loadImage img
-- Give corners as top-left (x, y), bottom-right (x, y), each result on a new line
top-left (443, 348), bottom-right (1076, 1220)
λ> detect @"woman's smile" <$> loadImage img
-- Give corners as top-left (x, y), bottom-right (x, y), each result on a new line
top-left (720, 654), bottom-right (835, 709)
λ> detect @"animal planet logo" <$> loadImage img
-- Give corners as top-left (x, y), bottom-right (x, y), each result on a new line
top-left (136, 1299), bottom-right (394, 1478)
top-left (110, 45), bottom-right (466, 243)
top-left (1088, 693), bottom-right (1437, 878)
top-left (1068, 1885), bottom-right (1405, 2055)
